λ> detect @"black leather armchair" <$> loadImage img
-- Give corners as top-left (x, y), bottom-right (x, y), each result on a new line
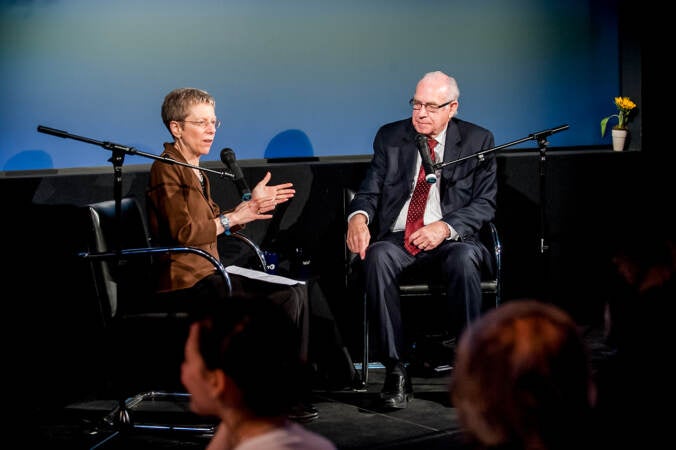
top-left (80, 196), bottom-right (264, 431)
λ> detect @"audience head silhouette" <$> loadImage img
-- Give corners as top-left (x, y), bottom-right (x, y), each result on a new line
top-left (181, 294), bottom-right (336, 449)
top-left (183, 294), bottom-right (306, 418)
top-left (450, 299), bottom-right (596, 450)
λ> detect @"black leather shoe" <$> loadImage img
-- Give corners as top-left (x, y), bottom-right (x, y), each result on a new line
top-left (288, 402), bottom-right (319, 423)
top-left (379, 369), bottom-right (413, 409)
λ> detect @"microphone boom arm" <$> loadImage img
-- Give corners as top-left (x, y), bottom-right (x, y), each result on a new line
top-left (430, 123), bottom-right (569, 293)
top-left (37, 125), bottom-right (234, 179)
top-left (433, 124), bottom-right (569, 170)
top-left (37, 124), bottom-right (235, 253)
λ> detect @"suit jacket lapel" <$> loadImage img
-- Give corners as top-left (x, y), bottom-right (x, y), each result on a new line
top-left (442, 121), bottom-right (462, 165)
top-left (440, 121), bottom-right (462, 194)
top-left (398, 128), bottom-right (419, 196)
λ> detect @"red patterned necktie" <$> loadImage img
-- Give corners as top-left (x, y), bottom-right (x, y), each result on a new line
top-left (404, 138), bottom-right (437, 255)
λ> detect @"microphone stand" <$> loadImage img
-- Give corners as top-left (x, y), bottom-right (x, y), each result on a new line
top-left (37, 125), bottom-right (236, 429)
top-left (37, 125), bottom-right (234, 252)
top-left (434, 124), bottom-right (569, 296)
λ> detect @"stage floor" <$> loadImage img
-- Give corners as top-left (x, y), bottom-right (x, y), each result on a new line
top-left (23, 325), bottom-right (664, 449)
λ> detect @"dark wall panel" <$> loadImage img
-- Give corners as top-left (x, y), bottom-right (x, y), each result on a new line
top-left (2, 150), bottom-right (667, 371)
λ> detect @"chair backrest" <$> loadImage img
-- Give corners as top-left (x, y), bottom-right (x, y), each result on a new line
top-left (83, 197), bottom-right (156, 320)
top-left (83, 197), bottom-right (257, 323)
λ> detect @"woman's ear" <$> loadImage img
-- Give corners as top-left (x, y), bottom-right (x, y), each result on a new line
top-left (169, 121), bottom-right (182, 140)
top-left (207, 368), bottom-right (227, 399)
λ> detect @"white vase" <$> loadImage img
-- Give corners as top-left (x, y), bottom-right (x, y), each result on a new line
top-left (611, 128), bottom-right (628, 151)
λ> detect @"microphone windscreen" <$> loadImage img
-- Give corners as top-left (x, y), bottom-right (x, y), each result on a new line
top-left (220, 147), bottom-right (236, 164)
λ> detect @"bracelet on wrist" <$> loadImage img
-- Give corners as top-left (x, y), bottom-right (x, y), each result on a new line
top-left (219, 214), bottom-right (231, 235)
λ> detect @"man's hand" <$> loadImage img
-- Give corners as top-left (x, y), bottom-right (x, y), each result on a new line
top-left (407, 221), bottom-right (450, 252)
top-left (347, 213), bottom-right (371, 260)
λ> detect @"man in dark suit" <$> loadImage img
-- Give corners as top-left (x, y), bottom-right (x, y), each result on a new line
top-left (346, 71), bottom-right (497, 409)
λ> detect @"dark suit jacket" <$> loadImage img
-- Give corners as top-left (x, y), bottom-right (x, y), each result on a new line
top-left (348, 117), bottom-right (497, 242)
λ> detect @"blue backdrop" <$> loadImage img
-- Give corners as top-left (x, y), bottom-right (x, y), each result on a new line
top-left (0, 0), bottom-right (619, 172)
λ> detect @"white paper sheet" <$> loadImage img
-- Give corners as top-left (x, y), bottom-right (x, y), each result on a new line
top-left (226, 265), bottom-right (305, 286)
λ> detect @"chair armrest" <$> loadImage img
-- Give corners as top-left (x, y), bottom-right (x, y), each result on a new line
top-left (79, 246), bottom-right (232, 297)
top-left (230, 232), bottom-right (267, 271)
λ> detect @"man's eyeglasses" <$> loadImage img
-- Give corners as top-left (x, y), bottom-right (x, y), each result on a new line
top-left (179, 118), bottom-right (222, 129)
top-left (409, 99), bottom-right (453, 113)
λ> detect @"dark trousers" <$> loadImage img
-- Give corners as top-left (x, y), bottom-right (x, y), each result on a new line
top-left (169, 271), bottom-right (356, 389)
top-left (363, 231), bottom-right (483, 364)
top-left (230, 274), bottom-right (310, 362)
top-left (159, 272), bottom-right (309, 360)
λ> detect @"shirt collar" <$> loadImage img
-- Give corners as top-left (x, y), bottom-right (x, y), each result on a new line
top-left (431, 129), bottom-right (447, 148)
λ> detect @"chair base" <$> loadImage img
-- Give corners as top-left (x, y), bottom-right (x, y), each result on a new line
top-left (104, 391), bottom-right (217, 434)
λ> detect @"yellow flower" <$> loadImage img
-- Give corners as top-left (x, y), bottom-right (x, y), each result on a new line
top-left (601, 96), bottom-right (637, 137)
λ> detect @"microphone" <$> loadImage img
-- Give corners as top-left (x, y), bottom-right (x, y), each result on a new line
top-left (220, 148), bottom-right (252, 201)
top-left (415, 134), bottom-right (437, 184)
top-left (37, 125), bottom-right (69, 138)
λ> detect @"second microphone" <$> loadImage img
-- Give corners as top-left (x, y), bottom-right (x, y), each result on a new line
top-left (415, 134), bottom-right (437, 184)
top-left (220, 148), bottom-right (252, 201)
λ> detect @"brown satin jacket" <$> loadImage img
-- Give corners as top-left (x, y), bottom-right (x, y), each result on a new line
top-left (146, 143), bottom-right (239, 292)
